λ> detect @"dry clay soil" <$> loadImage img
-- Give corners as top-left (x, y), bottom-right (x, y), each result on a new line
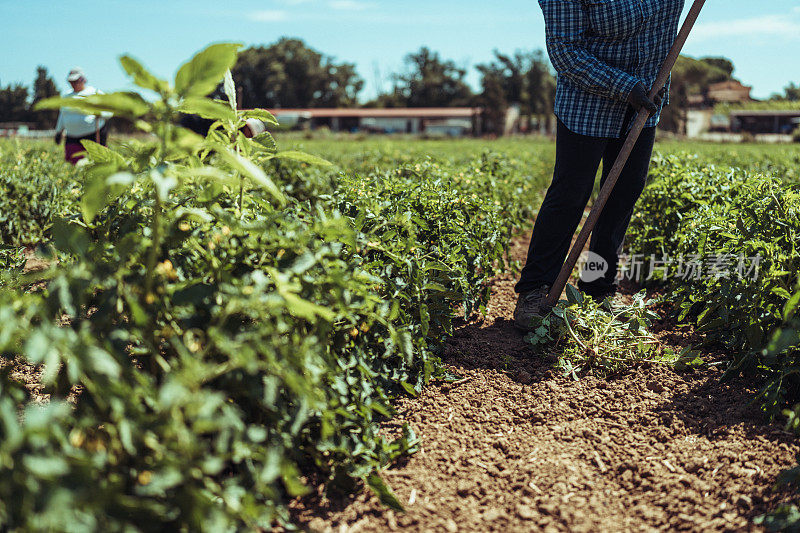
top-left (293, 237), bottom-right (799, 532)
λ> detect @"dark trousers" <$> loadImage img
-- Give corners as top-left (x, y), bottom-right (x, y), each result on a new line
top-left (64, 125), bottom-right (109, 165)
top-left (515, 118), bottom-right (656, 296)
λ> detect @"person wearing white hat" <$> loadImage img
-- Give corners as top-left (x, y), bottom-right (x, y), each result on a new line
top-left (242, 118), bottom-right (266, 138)
top-left (54, 68), bottom-right (111, 164)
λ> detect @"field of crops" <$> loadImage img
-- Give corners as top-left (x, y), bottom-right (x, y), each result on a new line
top-left (2, 45), bottom-right (800, 531)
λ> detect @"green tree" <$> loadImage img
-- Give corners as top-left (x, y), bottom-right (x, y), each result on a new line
top-left (230, 38), bottom-right (363, 108)
top-left (31, 66), bottom-right (59, 128)
top-left (771, 82), bottom-right (800, 101)
top-left (700, 57), bottom-right (734, 78)
top-left (524, 50), bottom-right (556, 131)
top-left (385, 47), bottom-right (474, 108)
top-left (785, 83), bottom-right (800, 101)
top-left (477, 49), bottom-right (555, 134)
top-left (476, 64), bottom-right (507, 135)
top-left (0, 83), bottom-right (30, 123)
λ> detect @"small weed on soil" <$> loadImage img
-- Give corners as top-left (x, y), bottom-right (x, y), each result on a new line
top-left (525, 285), bottom-right (697, 377)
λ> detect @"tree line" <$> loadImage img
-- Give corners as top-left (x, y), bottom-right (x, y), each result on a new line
top-left (226, 38), bottom-right (557, 134)
top-left (0, 66), bottom-right (59, 127)
top-left (2, 38), bottom-right (798, 135)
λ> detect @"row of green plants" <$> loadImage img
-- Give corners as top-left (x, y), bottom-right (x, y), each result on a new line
top-left (629, 154), bottom-right (800, 412)
top-left (654, 145), bottom-right (800, 184)
top-left (0, 45), bottom-right (549, 530)
top-left (0, 140), bottom-right (77, 270)
top-left (715, 100), bottom-right (800, 113)
top-left (626, 154), bottom-right (800, 529)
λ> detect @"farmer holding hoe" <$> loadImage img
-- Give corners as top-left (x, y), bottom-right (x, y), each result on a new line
top-left (54, 68), bottom-right (111, 165)
top-left (514, 0), bottom-right (686, 331)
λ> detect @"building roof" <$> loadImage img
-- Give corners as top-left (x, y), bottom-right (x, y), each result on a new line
top-left (708, 80), bottom-right (752, 92)
top-left (267, 107), bottom-right (482, 119)
top-left (729, 110), bottom-right (800, 117)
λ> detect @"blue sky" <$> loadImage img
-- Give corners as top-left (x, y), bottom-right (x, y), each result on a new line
top-left (2, 0), bottom-right (799, 101)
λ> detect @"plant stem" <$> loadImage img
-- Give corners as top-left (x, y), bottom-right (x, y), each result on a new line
top-left (238, 178), bottom-right (244, 215)
top-left (144, 172), bottom-right (163, 299)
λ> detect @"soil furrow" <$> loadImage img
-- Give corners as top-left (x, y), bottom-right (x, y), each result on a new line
top-left (292, 237), bottom-right (798, 532)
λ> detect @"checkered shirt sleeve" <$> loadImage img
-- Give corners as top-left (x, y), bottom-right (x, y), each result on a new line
top-left (538, 0), bottom-right (685, 138)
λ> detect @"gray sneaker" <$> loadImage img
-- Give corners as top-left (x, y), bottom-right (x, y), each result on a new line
top-left (513, 284), bottom-right (552, 332)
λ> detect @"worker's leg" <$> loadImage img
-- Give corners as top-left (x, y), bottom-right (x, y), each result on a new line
top-left (98, 124), bottom-right (109, 146)
top-left (64, 141), bottom-right (84, 165)
top-left (515, 120), bottom-right (607, 294)
top-left (578, 126), bottom-right (657, 297)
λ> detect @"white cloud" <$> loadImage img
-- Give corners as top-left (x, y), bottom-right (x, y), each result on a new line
top-left (328, 0), bottom-right (375, 10)
top-left (250, 10), bottom-right (289, 22)
top-left (693, 13), bottom-right (800, 40)
top-left (248, 0), bottom-right (376, 20)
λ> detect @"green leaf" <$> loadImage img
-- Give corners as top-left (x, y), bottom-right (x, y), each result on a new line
top-left (118, 419), bottom-right (136, 454)
top-left (52, 218), bottom-right (90, 256)
top-left (419, 303), bottom-right (430, 337)
top-left (82, 170), bottom-right (132, 223)
top-left (79, 140), bottom-right (122, 164)
top-left (772, 287), bottom-right (793, 300)
top-left (565, 284), bottom-right (583, 305)
top-left (216, 147), bottom-right (285, 204)
top-left (767, 328), bottom-right (800, 355)
top-left (33, 96), bottom-right (78, 111)
top-left (23, 456), bottom-right (70, 478)
top-left (784, 290), bottom-right (800, 321)
top-left (171, 127), bottom-right (205, 153)
top-left (252, 132), bottom-right (277, 153)
top-left (86, 92), bottom-right (150, 118)
top-left (223, 69), bottom-right (237, 111)
top-left (400, 381), bottom-right (417, 397)
top-left (25, 331), bottom-right (51, 365)
top-left (281, 462), bottom-right (310, 497)
top-left (244, 108), bottom-right (279, 125)
top-left (36, 92), bottom-right (149, 118)
top-left (149, 170), bottom-right (178, 201)
top-left (366, 474), bottom-right (404, 512)
top-left (124, 291), bottom-right (148, 326)
top-left (120, 55), bottom-right (167, 93)
top-left (174, 43), bottom-right (242, 97)
top-left (398, 330), bottom-right (414, 366)
top-left (270, 150), bottom-right (334, 167)
top-left (88, 347), bottom-right (121, 378)
top-left (745, 322), bottom-right (765, 350)
top-left (179, 97), bottom-right (236, 123)
top-left (282, 292), bottom-right (336, 322)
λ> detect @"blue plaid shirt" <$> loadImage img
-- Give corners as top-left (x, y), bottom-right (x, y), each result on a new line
top-left (539, 0), bottom-right (685, 138)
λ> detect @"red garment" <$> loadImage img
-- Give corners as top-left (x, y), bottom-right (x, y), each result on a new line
top-left (65, 142), bottom-right (86, 165)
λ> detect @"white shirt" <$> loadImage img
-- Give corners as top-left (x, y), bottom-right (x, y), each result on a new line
top-left (55, 86), bottom-right (111, 138)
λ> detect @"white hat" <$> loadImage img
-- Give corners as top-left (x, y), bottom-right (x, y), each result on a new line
top-left (67, 68), bottom-right (85, 82)
top-left (245, 118), bottom-right (266, 136)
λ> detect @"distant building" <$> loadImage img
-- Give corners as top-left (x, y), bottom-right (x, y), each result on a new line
top-left (684, 80), bottom-right (800, 139)
top-left (730, 110), bottom-right (800, 135)
top-left (0, 122), bottom-right (57, 139)
top-left (268, 108), bottom-right (483, 136)
top-left (706, 80), bottom-right (753, 105)
top-left (0, 122), bottom-right (35, 137)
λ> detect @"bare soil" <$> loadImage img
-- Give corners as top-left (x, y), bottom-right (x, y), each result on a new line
top-left (291, 237), bottom-right (799, 532)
